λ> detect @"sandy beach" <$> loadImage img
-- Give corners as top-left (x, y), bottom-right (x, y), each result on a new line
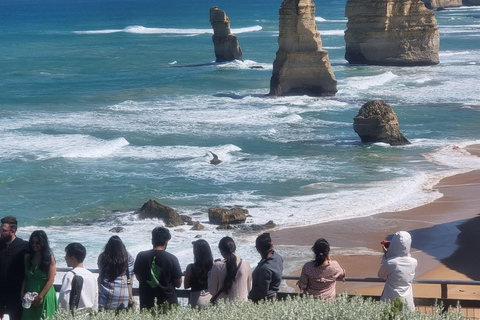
top-left (272, 145), bottom-right (480, 300)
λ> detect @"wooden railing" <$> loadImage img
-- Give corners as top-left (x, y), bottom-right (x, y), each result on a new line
top-left (55, 268), bottom-right (480, 311)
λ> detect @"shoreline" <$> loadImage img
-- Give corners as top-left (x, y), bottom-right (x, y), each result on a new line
top-left (272, 145), bottom-right (480, 299)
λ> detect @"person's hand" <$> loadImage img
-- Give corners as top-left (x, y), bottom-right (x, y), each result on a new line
top-left (33, 295), bottom-right (43, 307)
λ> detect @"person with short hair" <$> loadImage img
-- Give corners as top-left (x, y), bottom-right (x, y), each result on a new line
top-left (208, 236), bottom-right (252, 303)
top-left (0, 216), bottom-right (29, 320)
top-left (134, 227), bottom-right (182, 309)
top-left (58, 243), bottom-right (98, 314)
top-left (21, 230), bottom-right (58, 320)
top-left (296, 238), bottom-right (345, 301)
top-left (249, 233), bottom-right (283, 302)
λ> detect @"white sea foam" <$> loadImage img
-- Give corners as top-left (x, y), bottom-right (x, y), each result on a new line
top-left (73, 25), bottom-right (262, 36)
top-left (215, 59), bottom-right (273, 70)
top-left (341, 71), bottom-right (398, 90)
top-left (315, 17), bottom-right (327, 22)
top-left (319, 29), bottom-right (345, 36)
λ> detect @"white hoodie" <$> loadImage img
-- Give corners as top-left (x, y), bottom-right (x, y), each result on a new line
top-left (378, 231), bottom-right (417, 310)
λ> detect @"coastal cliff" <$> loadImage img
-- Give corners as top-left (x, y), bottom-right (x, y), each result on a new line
top-left (345, 0), bottom-right (440, 66)
top-left (269, 0), bottom-right (337, 97)
top-left (209, 6), bottom-right (243, 62)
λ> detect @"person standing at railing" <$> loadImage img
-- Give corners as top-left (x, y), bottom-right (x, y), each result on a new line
top-left (208, 237), bottom-right (252, 303)
top-left (134, 227), bottom-right (183, 310)
top-left (58, 243), bottom-right (98, 314)
top-left (0, 216), bottom-right (29, 320)
top-left (296, 238), bottom-right (346, 301)
top-left (20, 230), bottom-right (58, 320)
top-left (378, 231), bottom-right (417, 311)
top-left (248, 233), bottom-right (283, 302)
top-left (183, 239), bottom-right (213, 308)
top-left (97, 236), bottom-right (135, 311)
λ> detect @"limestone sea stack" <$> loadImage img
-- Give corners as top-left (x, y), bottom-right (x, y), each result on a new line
top-left (353, 100), bottom-right (410, 146)
top-left (269, 0), bottom-right (337, 97)
top-left (421, 0), bottom-right (461, 9)
top-left (345, 0), bottom-right (440, 66)
top-left (209, 6), bottom-right (243, 62)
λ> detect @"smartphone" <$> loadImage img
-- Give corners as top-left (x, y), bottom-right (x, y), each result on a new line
top-left (381, 240), bottom-right (391, 248)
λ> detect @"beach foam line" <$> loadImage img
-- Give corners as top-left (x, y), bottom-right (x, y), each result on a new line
top-left (73, 25), bottom-right (262, 35)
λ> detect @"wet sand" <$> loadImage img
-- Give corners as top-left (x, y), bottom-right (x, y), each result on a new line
top-left (272, 145), bottom-right (480, 300)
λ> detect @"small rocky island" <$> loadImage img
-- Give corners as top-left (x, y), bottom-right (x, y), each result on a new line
top-left (269, 0), bottom-right (337, 97)
top-left (345, 0), bottom-right (440, 66)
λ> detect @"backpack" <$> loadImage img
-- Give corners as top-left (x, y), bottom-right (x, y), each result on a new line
top-left (69, 270), bottom-right (84, 314)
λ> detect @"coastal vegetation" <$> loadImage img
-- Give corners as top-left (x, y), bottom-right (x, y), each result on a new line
top-left (51, 294), bottom-right (467, 320)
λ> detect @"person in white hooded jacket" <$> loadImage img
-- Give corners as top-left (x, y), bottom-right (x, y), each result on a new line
top-left (378, 231), bottom-right (417, 310)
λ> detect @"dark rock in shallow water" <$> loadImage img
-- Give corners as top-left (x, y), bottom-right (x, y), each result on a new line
top-left (181, 215), bottom-right (193, 225)
top-left (109, 226), bottom-right (124, 233)
top-left (353, 100), bottom-right (410, 146)
top-left (135, 199), bottom-right (183, 227)
top-left (190, 221), bottom-right (205, 231)
top-left (210, 151), bottom-right (222, 165)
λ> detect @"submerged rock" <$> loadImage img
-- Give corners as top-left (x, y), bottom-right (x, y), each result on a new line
top-left (135, 199), bottom-right (183, 227)
top-left (353, 100), bottom-right (410, 146)
top-left (210, 6), bottom-right (243, 62)
top-left (269, 0), bottom-right (337, 97)
top-left (345, 0), bottom-right (440, 66)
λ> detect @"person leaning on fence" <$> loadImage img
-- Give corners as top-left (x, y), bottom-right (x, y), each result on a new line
top-left (208, 236), bottom-right (252, 303)
top-left (134, 226), bottom-right (183, 310)
top-left (378, 231), bottom-right (417, 311)
top-left (184, 239), bottom-right (213, 308)
top-left (58, 243), bottom-right (98, 314)
top-left (248, 233), bottom-right (283, 302)
top-left (0, 216), bottom-right (29, 320)
top-left (297, 238), bottom-right (345, 301)
top-left (97, 236), bottom-right (135, 311)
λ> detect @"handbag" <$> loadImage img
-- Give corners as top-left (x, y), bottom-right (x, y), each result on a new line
top-left (210, 259), bottom-right (243, 305)
top-left (126, 264), bottom-right (137, 310)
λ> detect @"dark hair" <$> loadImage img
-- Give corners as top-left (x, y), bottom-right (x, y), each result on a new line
top-left (152, 226), bottom-right (171, 247)
top-left (28, 230), bottom-right (53, 272)
top-left (99, 236), bottom-right (128, 282)
top-left (192, 239), bottom-right (213, 281)
top-left (255, 233), bottom-right (272, 257)
top-left (1, 216), bottom-right (18, 231)
top-left (65, 242), bottom-right (87, 263)
top-left (312, 238), bottom-right (330, 267)
top-left (218, 236), bottom-right (237, 294)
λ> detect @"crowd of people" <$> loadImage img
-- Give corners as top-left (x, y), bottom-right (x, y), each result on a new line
top-left (0, 215), bottom-right (418, 320)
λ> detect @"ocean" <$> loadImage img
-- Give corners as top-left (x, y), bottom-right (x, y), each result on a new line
top-left (1, 0), bottom-right (480, 280)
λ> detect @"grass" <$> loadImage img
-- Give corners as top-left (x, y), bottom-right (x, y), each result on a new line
top-left (51, 294), bottom-right (467, 320)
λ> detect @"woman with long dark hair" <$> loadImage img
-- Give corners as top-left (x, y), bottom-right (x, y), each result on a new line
top-left (208, 236), bottom-right (252, 302)
top-left (184, 239), bottom-right (213, 308)
top-left (97, 236), bottom-right (135, 311)
top-left (21, 230), bottom-right (58, 320)
top-left (297, 238), bottom-right (345, 300)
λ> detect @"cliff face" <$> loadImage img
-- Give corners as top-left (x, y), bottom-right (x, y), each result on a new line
top-left (422, 0), bottom-right (462, 9)
top-left (345, 0), bottom-right (440, 66)
top-left (269, 0), bottom-right (337, 97)
top-left (210, 7), bottom-right (243, 62)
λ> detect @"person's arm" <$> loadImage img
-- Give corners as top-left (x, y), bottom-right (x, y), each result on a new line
top-left (172, 256), bottom-right (183, 288)
top-left (20, 254), bottom-right (28, 300)
top-left (296, 263), bottom-right (309, 293)
top-left (33, 255), bottom-right (56, 307)
top-left (208, 263), bottom-right (220, 296)
top-left (378, 256), bottom-right (389, 280)
top-left (58, 272), bottom-right (72, 309)
top-left (183, 264), bottom-right (192, 289)
top-left (255, 267), bottom-right (272, 299)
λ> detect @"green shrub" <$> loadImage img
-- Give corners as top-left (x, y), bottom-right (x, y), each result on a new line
top-left (50, 294), bottom-right (466, 320)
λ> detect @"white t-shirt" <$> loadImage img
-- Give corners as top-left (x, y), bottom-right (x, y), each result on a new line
top-left (59, 267), bottom-right (98, 312)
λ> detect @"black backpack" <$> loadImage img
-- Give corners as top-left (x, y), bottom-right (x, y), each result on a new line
top-left (69, 270), bottom-right (84, 314)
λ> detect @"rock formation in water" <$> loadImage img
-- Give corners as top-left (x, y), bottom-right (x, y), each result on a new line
top-left (353, 100), bottom-right (410, 146)
top-left (269, 0), bottom-right (337, 97)
top-left (422, 0), bottom-right (461, 8)
top-left (208, 207), bottom-right (248, 225)
top-left (345, 0), bottom-right (440, 66)
top-left (210, 6), bottom-right (243, 62)
top-left (135, 199), bottom-right (183, 227)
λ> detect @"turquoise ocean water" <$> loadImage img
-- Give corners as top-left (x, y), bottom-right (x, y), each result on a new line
top-left (1, 0), bottom-right (480, 276)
